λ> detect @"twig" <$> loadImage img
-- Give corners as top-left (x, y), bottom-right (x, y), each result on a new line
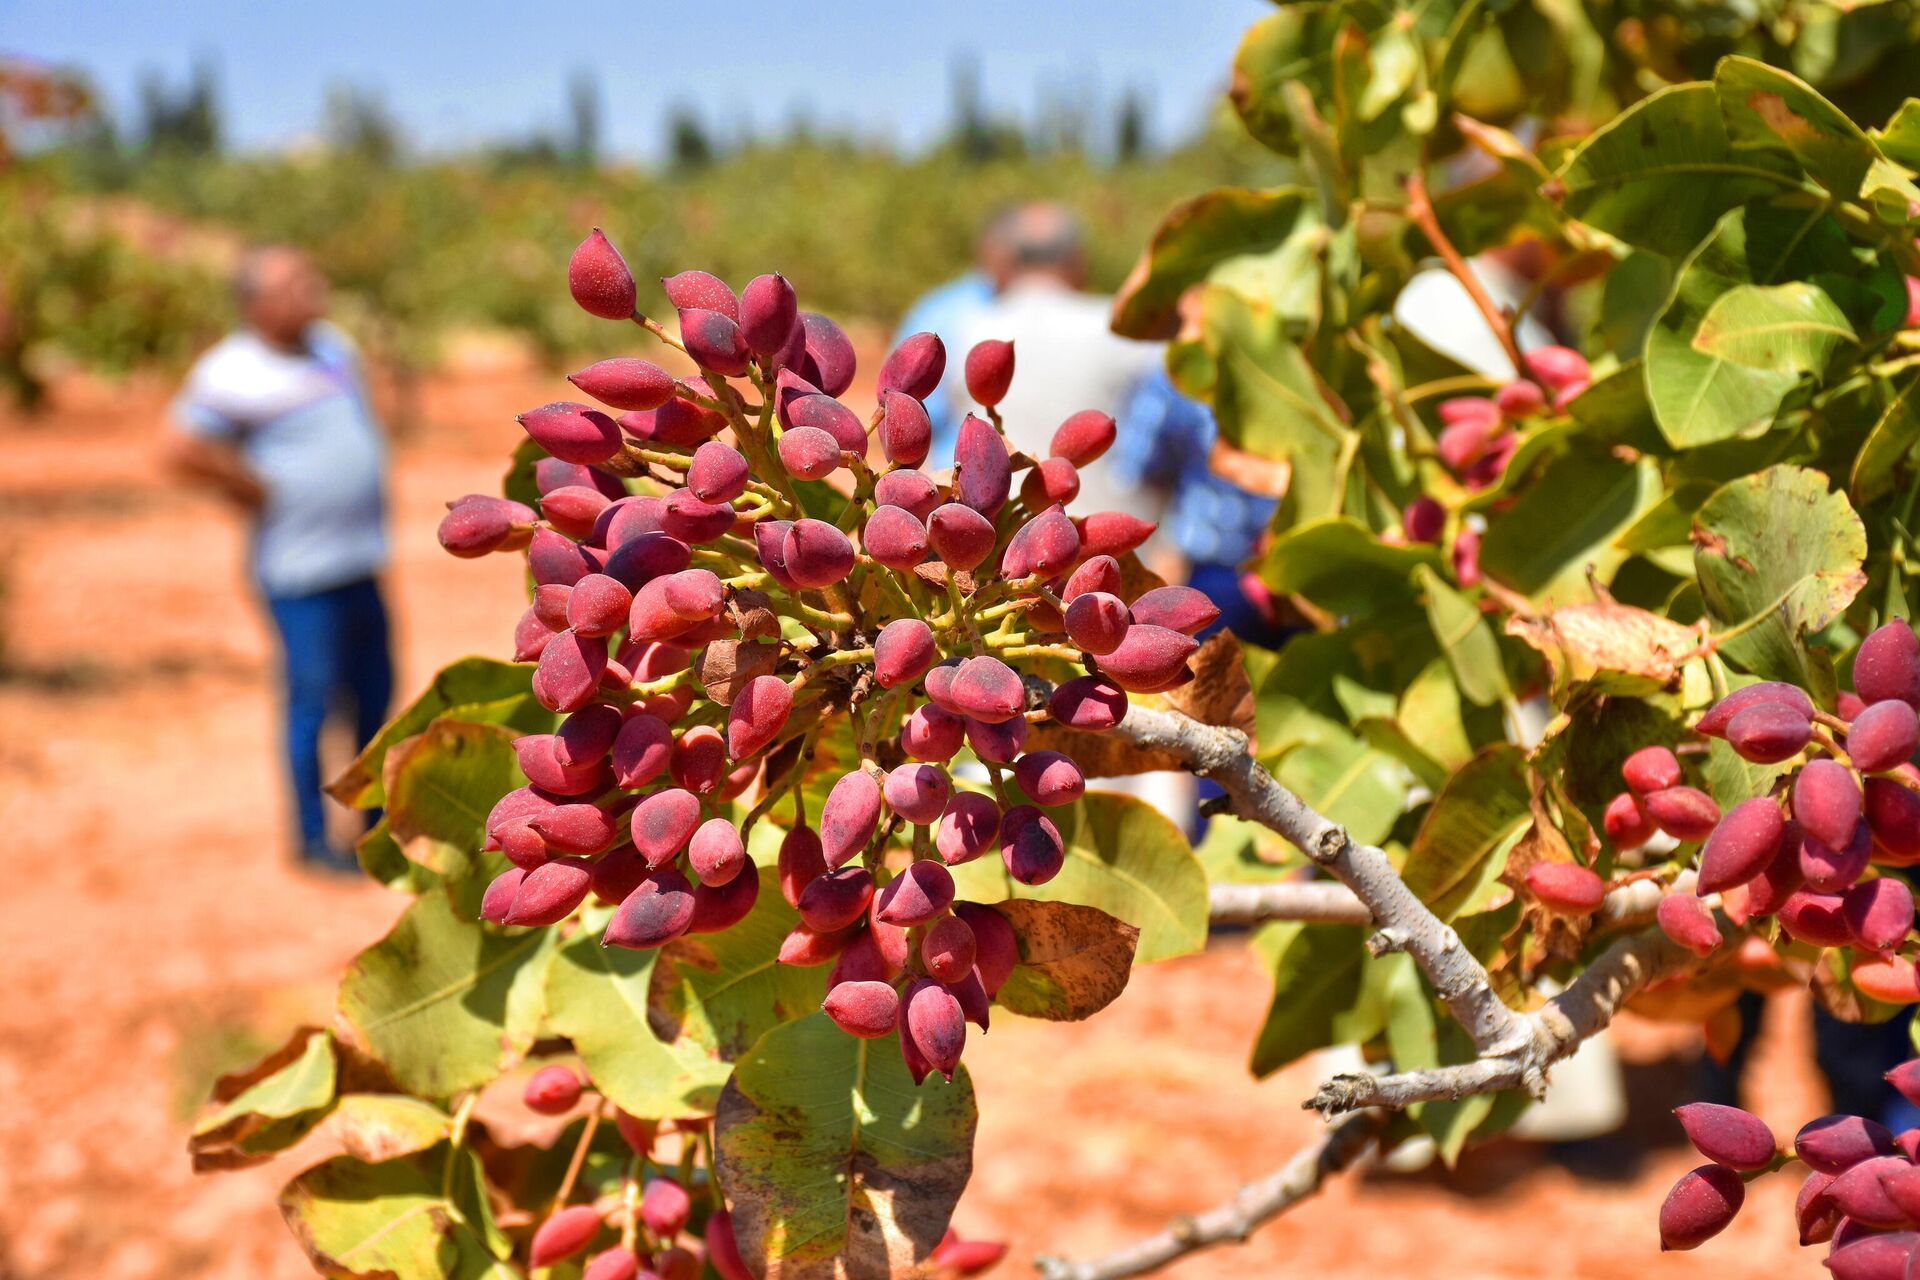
top-left (1304, 922), bottom-right (1701, 1115)
top-left (554, 1103), bottom-right (604, 1207)
top-left (1404, 169), bottom-right (1537, 388)
top-left (1112, 703), bottom-right (1533, 1058)
top-left (1033, 1111), bottom-right (1384, 1280)
top-left (1119, 700), bottom-right (1713, 1116)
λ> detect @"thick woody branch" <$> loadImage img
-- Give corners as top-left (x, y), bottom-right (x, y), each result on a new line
top-left (1206, 871), bottom-right (1692, 933)
top-left (1207, 881), bottom-right (1373, 926)
top-left (1306, 922), bottom-right (1701, 1115)
top-left (1032, 1111), bottom-right (1384, 1280)
top-left (1116, 704), bottom-right (1533, 1058)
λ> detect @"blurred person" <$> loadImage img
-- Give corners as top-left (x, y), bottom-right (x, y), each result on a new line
top-left (954, 203), bottom-right (1160, 518)
top-left (1110, 369), bottom-right (1287, 648)
top-left (894, 215), bottom-right (1014, 465)
top-left (164, 245), bottom-right (393, 875)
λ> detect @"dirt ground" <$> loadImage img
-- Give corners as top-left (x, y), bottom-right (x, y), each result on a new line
top-left (0, 364), bottom-right (1831, 1279)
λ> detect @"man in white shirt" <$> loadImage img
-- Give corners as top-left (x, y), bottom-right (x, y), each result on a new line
top-left (166, 246), bottom-right (392, 873)
top-left (952, 203), bottom-right (1163, 525)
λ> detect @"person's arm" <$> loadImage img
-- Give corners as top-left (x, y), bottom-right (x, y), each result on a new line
top-left (163, 431), bottom-right (267, 509)
top-left (167, 356), bottom-right (267, 509)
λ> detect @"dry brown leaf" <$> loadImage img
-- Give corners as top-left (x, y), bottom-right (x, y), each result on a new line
top-left (990, 900), bottom-right (1140, 1021)
top-left (1162, 631), bottom-right (1257, 746)
top-left (697, 640), bottom-right (781, 706)
top-left (1506, 601), bottom-right (1700, 688)
top-left (729, 589), bottom-right (781, 643)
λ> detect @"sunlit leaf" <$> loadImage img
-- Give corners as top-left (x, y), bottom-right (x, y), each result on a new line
top-left (949, 790), bottom-right (1208, 963)
top-left (715, 1014), bottom-right (975, 1280)
top-left (1694, 465), bottom-right (1867, 694)
top-left (1557, 83), bottom-right (1801, 256)
top-left (338, 893), bottom-right (556, 1098)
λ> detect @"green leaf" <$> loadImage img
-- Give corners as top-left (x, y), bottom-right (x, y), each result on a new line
top-left (1690, 281), bottom-right (1855, 373)
top-left (280, 1150), bottom-right (515, 1280)
top-left (1379, 956), bottom-right (1482, 1163)
top-left (190, 1027), bottom-right (338, 1170)
top-left (1256, 518), bottom-right (1439, 616)
top-left (715, 1014), bottom-right (975, 1280)
top-left (948, 790), bottom-right (1208, 963)
top-left (356, 818), bottom-right (440, 895)
top-left (1565, 361), bottom-right (1668, 454)
top-left (338, 893), bottom-right (557, 1098)
top-left (383, 719), bottom-right (524, 880)
top-left (1192, 285), bottom-right (1352, 521)
top-left (330, 658), bottom-right (544, 808)
top-left (1273, 727), bottom-right (1410, 848)
top-left (1644, 203), bottom-right (1856, 449)
top-left (1229, 9), bottom-right (1323, 155)
top-left (1851, 375), bottom-right (1920, 506)
top-left (1556, 82), bottom-right (1802, 256)
top-left (1111, 186), bottom-right (1319, 339)
top-left (1714, 57), bottom-right (1877, 199)
top-left (1193, 813), bottom-right (1301, 884)
top-left (1416, 565), bottom-right (1509, 707)
top-left (1873, 100), bottom-right (1920, 170)
top-left (1399, 746), bottom-right (1532, 921)
top-left (1249, 922), bottom-right (1374, 1076)
top-left (1382, 961), bottom-right (1526, 1165)
top-left (990, 900), bottom-right (1140, 1021)
top-left (502, 435), bottom-right (545, 509)
top-left (545, 924), bottom-right (736, 1120)
top-left (1394, 657), bottom-right (1497, 775)
top-left (1695, 465), bottom-right (1867, 693)
top-left (648, 865), bottom-right (827, 1059)
top-left (1702, 736), bottom-right (1793, 808)
top-left (1477, 445), bottom-right (1661, 598)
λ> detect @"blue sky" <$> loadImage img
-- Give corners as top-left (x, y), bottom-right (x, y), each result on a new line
top-left (0, 1), bottom-right (1268, 158)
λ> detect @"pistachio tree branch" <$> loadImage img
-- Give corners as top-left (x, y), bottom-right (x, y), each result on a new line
top-left (1114, 703), bottom-right (1534, 1057)
top-left (1206, 871), bottom-right (1691, 933)
top-left (1032, 1110), bottom-right (1384, 1280)
top-left (1305, 922), bottom-right (1701, 1115)
top-left (1207, 881), bottom-right (1373, 926)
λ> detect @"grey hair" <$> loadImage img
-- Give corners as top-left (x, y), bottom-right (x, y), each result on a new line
top-left (981, 202), bottom-right (1085, 269)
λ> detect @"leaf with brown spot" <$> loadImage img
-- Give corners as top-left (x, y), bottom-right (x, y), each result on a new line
top-left (699, 640), bottom-right (781, 706)
top-left (1506, 602), bottom-right (1699, 694)
top-left (279, 1149), bottom-right (513, 1279)
top-left (328, 1095), bottom-right (452, 1164)
top-left (990, 900), bottom-right (1139, 1021)
top-left (1163, 632), bottom-right (1257, 745)
top-left (716, 1014), bottom-right (975, 1280)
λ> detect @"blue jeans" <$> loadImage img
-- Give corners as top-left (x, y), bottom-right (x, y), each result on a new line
top-left (264, 576), bottom-right (394, 851)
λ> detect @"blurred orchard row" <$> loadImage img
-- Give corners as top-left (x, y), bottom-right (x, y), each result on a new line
top-left (0, 57), bottom-right (1280, 409)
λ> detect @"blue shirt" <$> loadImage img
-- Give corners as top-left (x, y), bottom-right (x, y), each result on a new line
top-left (1112, 369), bottom-right (1277, 568)
top-left (173, 323), bottom-right (390, 598)
top-left (894, 272), bottom-right (996, 468)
